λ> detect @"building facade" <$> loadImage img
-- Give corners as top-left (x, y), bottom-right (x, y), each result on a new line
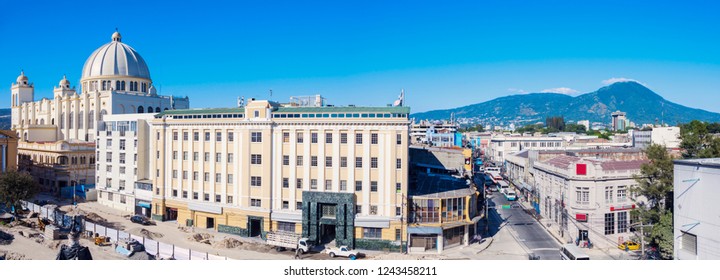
top-left (487, 135), bottom-right (565, 164)
top-left (632, 126), bottom-right (680, 149)
top-left (150, 99), bottom-right (410, 249)
top-left (673, 159), bottom-right (720, 260)
top-left (0, 131), bottom-right (18, 173)
top-left (532, 153), bottom-right (646, 249)
top-left (10, 31), bottom-right (189, 193)
top-left (95, 114), bottom-right (155, 216)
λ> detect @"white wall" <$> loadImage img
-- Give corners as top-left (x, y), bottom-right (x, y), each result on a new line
top-left (674, 162), bottom-right (720, 260)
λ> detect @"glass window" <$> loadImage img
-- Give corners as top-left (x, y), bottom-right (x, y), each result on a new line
top-left (340, 157), bottom-right (347, 167)
top-left (325, 133), bottom-right (333, 144)
top-left (228, 132), bottom-right (234, 142)
top-left (363, 228), bottom-right (382, 239)
top-left (355, 181), bottom-right (362, 191)
top-left (325, 156), bottom-right (332, 167)
top-left (340, 133), bottom-right (347, 144)
top-left (325, 180), bottom-right (332, 190)
top-left (371, 157), bottom-right (378, 168)
top-left (356, 134), bottom-right (363, 144)
top-left (283, 178), bottom-right (289, 188)
top-left (283, 155), bottom-right (289, 165)
top-left (371, 181), bottom-right (378, 192)
top-left (311, 133), bottom-right (318, 143)
top-left (297, 155), bottom-right (303, 166)
top-left (251, 154), bottom-right (262, 164)
top-left (283, 132), bottom-right (290, 143)
top-left (355, 157), bottom-right (363, 168)
top-left (204, 132), bottom-right (210, 141)
top-left (310, 179), bottom-right (318, 190)
top-left (371, 133), bottom-right (378, 144)
top-left (296, 178), bottom-right (303, 189)
top-left (251, 176), bottom-right (262, 187)
top-left (340, 180), bottom-right (347, 191)
top-left (216, 132), bottom-right (222, 142)
top-left (297, 132), bottom-right (304, 143)
top-left (311, 156), bottom-right (318, 167)
top-left (251, 132), bottom-right (262, 142)
top-left (604, 213), bottom-right (615, 235)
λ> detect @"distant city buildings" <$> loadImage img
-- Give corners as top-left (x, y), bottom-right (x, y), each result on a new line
top-left (410, 120), bottom-right (459, 147)
top-left (611, 111), bottom-right (630, 131)
top-left (487, 135), bottom-right (565, 163)
top-left (632, 126), bottom-right (681, 149)
top-left (577, 120), bottom-right (590, 131)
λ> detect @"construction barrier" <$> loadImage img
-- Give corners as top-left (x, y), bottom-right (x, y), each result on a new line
top-left (21, 200), bottom-right (230, 260)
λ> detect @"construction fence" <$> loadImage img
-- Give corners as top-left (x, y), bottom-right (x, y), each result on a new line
top-left (21, 201), bottom-right (232, 260)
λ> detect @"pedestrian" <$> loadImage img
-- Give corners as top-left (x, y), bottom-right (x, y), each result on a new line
top-left (294, 244), bottom-right (300, 259)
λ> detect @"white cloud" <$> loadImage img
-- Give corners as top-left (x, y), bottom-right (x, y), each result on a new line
top-left (602, 77), bottom-right (646, 86)
top-left (507, 88), bottom-right (527, 94)
top-left (540, 87), bottom-right (579, 95)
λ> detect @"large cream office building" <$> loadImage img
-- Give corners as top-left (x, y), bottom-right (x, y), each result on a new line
top-left (150, 98), bottom-right (410, 249)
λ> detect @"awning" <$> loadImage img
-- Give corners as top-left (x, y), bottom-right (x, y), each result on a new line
top-left (137, 201), bottom-right (152, 209)
top-left (188, 202), bottom-right (222, 214)
top-left (408, 226), bottom-right (442, 235)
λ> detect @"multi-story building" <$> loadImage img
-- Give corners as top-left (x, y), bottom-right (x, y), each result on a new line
top-left (611, 111), bottom-right (628, 131)
top-left (149, 99), bottom-right (411, 250)
top-left (487, 135), bottom-right (565, 164)
top-left (532, 151), bottom-right (646, 249)
top-left (673, 158), bottom-right (720, 260)
top-left (10, 31), bottom-right (189, 193)
top-left (632, 126), bottom-right (680, 149)
top-left (407, 147), bottom-right (480, 253)
top-left (95, 114), bottom-right (155, 216)
top-left (410, 120), bottom-right (458, 147)
top-left (0, 131), bottom-right (18, 173)
top-left (17, 140), bottom-right (96, 191)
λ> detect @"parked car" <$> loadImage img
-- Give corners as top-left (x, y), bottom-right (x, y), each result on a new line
top-left (326, 246), bottom-right (359, 259)
top-left (130, 215), bottom-right (155, 225)
top-left (618, 241), bottom-right (640, 251)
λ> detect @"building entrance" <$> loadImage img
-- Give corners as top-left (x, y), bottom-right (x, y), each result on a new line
top-left (249, 218), bottom-right (262, 237)
top-left (320, 224), bottom-right (336, 244)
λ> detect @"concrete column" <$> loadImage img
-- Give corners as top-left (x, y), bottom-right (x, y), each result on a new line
top-left (463, 225), bottom-right (469, 246)
top-left (1, 144), bottom-right (6, 172)
top-left (437, 234), bottom-right (444, 253)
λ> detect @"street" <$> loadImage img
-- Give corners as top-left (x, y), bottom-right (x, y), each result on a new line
top-left (489, 192), bottom-right (561, 260)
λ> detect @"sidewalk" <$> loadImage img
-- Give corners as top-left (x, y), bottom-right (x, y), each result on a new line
top-left (514, 194), bottom-right (637, 260)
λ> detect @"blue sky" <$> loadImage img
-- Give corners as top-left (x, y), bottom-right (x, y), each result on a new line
top-left (2, 0), bottom-right (719, 114)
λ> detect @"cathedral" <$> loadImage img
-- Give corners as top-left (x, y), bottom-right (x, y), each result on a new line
top-left (10, 31), bottom-right (190, 192)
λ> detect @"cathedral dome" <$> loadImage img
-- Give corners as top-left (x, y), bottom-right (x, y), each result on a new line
top-left (81, 31), bottom-right (151, 81)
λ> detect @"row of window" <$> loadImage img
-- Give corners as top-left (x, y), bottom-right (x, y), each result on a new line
top-left (281, 178), bottom-right (402, 192)
top-left (272, 112), bottom-right (408, 119)
top-left (167, 113), bottom-right (245, 120)
top-left (285, 132), bottom-right (402, 145)
top-left (172, 131), bottom-right (241, 142)
top-left (171, 170), bottom-right (242, 184)
top-left (172, 151), bottom-right (237, 163)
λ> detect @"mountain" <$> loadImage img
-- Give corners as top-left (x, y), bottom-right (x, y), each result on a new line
top-left (411, 82), bottom-right (720, 126)
top-left (0, 108), bottom-right (10, 130)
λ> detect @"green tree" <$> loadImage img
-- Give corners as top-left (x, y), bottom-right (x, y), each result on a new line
top-left (679, 120), bottom-right (720, 159)
top-left (632, 144), bottom-right (674, 259)
top-left (650, 211), bottom-right (674, 260)
top-left (0, 171), bottom-right (40, 209)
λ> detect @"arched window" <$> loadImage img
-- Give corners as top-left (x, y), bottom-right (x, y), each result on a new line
top-left (40, 119), bottom-right (45, 125)
top-left (148, 107), bottom-right (154, 113)
top-left (24, 132), bottom-right (27, 141)
top-left (69, 113), bottom-right (73, 129)
top-left (21, 120), bottom-right (24, 126)
top-left (116, 81), bottom-right (121, 90)
top-left (156, 107), bottom-right (161, 113)
top-left (52, 118), bottom-right (55, 125)
top-left (102, 81), bottom-right (106, 91)
top-left (88, 110), bottom-right (94, 129)
top-left (60, 113), bottom-right (65, 129)
top-left (100, 109), bottom-right (107, 121)
top-left (138, 106), bottom-right (144, 113)
top-left (121, 81), bottom-right (126, 91)
top-left (164, 108), bottom-right (169, 111)
top-left (78, 111), bottom-right (84, 129)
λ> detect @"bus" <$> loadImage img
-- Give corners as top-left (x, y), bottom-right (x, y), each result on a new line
top-left (497, 180), bottom-right (509, 193)
top-left (560, 244), bottom-right (590, 260)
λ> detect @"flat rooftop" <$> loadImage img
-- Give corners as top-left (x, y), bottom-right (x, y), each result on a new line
top-left (674, 158), bottom-right (720, 169)
top-left (410, 173), bottom-right (475, 199)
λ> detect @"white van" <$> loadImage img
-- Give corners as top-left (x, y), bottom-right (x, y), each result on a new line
top-left (560, 244), bottom-right (590, 260)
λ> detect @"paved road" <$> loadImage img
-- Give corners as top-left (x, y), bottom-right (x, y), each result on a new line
top-left (488, 191), bottom-right (561, 260)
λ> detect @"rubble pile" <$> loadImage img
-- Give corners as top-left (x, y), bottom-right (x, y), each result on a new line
top-left (0, 250), bottom-right (27, 260)
top-left (214, 237), bottom-right (243, 249)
